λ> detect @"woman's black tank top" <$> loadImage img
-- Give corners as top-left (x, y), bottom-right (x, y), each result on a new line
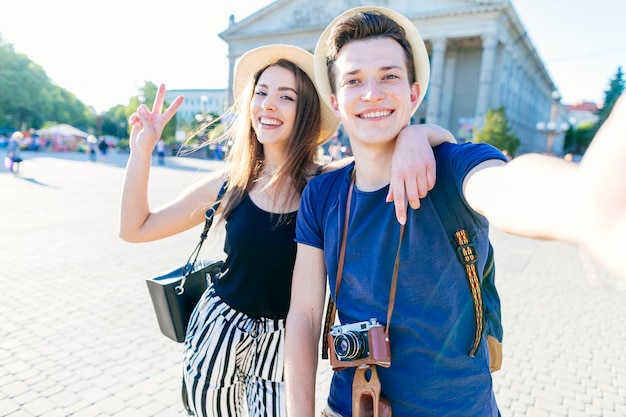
top-left (212, 194), bottom-right (297, 319)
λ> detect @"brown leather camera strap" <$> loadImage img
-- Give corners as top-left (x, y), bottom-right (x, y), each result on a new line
top-left (352, 364), bottom-right (392, 417)
top-left (322, 171), bottom-right (404, 359)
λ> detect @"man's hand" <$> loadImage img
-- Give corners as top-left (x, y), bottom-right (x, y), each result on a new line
top-left (389, 124), bottom-right (454, 223)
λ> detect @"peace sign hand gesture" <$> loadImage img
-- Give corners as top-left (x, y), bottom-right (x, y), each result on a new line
top-left (128, 84), bottom-right (184, 155)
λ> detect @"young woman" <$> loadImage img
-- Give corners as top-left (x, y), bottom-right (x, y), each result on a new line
top-left (120, 44), bottom-right (454, 417)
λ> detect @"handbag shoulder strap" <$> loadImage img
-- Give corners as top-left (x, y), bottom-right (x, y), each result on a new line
top-left (182, 180), bottom-right (228, 275)
top-left (200, 180), bottom-right (228, 239)
top-left (180, 180), bottom-right (227, 413)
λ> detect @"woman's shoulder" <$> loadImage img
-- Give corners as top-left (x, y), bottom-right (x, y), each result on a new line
top-left (185, 168), bottom-right (228, 200)
top-left (306, 161), bottom-right (353, 197)
top-left (317, 156), bottom-right (354, 175)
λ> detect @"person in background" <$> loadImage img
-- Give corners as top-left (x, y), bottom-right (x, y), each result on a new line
top-left (327, 132), bottom-right (343, 160)
top-left (156, 138), bottom-right (165, 165)
top-left (285, 6), bottom-right (626, 417)
top-left (98, 136), bottom-right (109, 162)
top-left (6, 131), bottom-right (24, 173)
top-left (120, 43), bottom-right (455, 417)
top-left (87, 135), bottom-right (98, 162)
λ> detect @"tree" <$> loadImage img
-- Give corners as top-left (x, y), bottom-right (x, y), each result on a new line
top-left (474, 106), bottom-right (520, 156)
top-left (593, 66), bottom-right (624, 136)
top-left (0, 34), bottom-right (182, 140)
top-left (0, 33), bottom-right (96, 131)
top-left (100, 105), bottom-right (128, 138)
top-left (564, 120), bottom-right (595, 154)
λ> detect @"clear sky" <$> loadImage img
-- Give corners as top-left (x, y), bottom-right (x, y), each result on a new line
top-left (1, 0), bottom-right (624, 113)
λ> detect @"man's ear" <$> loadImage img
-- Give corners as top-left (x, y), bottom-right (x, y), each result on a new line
top-left (329, 95), bottom-right (341, 118)
top-left (410, 82), bottom-right (420, 110)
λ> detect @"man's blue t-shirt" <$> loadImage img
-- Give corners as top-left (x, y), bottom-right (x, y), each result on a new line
top-left (296, 142), bottom-right (507, 416)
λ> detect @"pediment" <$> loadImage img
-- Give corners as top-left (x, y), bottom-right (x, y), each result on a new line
top-left (219, 0), bottom-right (508, 40)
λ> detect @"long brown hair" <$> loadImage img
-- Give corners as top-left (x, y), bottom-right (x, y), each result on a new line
top-left (218, 59), bottom-right (322, 222)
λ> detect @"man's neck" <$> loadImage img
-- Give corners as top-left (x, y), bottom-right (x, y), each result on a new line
top-left (351, 141), bottom-right (395, 192)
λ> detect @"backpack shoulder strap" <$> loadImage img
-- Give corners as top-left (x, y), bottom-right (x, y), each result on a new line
top-left (428, 165), bottom-right (486, 357)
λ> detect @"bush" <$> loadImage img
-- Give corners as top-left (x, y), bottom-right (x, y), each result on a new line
top-left (116, 138), bottom-right (129, 152)
top-left (474, 106), bottom-right (520, 156)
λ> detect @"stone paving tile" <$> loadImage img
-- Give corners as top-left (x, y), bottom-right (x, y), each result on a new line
top-left (1, 151), bottom-right (625, 416)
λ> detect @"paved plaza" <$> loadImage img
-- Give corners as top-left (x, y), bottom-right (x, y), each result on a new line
top-left (0, 150), bottom-right (625, 416)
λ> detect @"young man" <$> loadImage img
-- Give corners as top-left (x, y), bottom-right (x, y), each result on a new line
top-left (285, 6), bottom-right (626, 417)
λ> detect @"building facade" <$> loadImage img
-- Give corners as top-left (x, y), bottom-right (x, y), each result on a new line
top-left (163, 89), bottom-right (227, 129)
top-left (219, 0), bottom-right (570, 155)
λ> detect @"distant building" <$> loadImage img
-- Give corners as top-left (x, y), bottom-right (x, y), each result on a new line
top-left (164, 89), bottom-right (227, 127)
top-left (219, 0), bottom-right (570, 155)
top-left (565, 101), bottom-right (599, 127)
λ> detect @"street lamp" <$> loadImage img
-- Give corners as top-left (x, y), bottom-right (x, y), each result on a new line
top-left (118, 121), bottom-right (126, 139)
top-left (200, 95), bottom-right (208, 117)
top-left (536, 90), bottom-right (569, 154)
top-left (194, 113), bottom-right (213, 124)
top-left (195, 95), bottom-right (214, 143)
top-left (195, 95), bottom-right (213, 123)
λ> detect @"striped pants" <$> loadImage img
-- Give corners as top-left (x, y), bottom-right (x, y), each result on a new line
top-left (183, 285), bottom-right (285, 417)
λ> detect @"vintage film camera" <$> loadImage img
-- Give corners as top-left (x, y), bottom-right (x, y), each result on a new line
top-left (328, 318), bottom-right (391, 370)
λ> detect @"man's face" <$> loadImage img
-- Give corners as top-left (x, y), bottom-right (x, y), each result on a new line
top-left (329, 37), bottom-right (420, 147)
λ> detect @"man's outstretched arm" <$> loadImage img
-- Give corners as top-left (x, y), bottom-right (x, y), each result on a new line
top-left (464, 94), bottom-right (626, 280)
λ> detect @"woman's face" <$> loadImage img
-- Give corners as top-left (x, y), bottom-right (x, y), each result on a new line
top-left (250, 65), bottom-right (298, 148)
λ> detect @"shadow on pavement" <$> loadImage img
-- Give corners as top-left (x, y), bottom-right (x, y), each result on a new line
top-left (18, 150), bottom-right (224, 174)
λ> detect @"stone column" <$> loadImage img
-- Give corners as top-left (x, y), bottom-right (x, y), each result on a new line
top-left (474, 33), bottom-right (499, 125)
top-left (227, 55), bottom-right (236, 107)
top-left (425, 37), bottom-right (447, 125)
top-left (440, 49), bottom-right (458, 130)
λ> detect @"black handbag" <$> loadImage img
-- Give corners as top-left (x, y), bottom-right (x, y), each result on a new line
top-left (146, 259), bottom-right (223, 342)
top-left (145, 182), bottom-right (227, 343)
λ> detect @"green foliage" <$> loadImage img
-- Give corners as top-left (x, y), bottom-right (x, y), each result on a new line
top-left (146, 82), bottom-right (177, 142)
top-left (116, 138), bottom-right (130, 151)
top-left (563, 68), bottom-right (623, 155)
top-left (565, 120), bottom-right (595, 154)
top-left (474, 106), bottom-right (520, 156)
top-left (1, 33), bottom-right (210, 145)
top-left (0, 34), bottom-right (95, 131)
top-left (99, 104), bottom-right (129, 139)
top-left (593, 66), bottom-right (624, 135)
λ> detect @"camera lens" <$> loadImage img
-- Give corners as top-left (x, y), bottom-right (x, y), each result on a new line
top-left (334, 331), bottom-right (366, 360)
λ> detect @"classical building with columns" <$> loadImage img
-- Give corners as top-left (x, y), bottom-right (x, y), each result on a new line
top-left (219, 0), bottom-right (569, 155)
